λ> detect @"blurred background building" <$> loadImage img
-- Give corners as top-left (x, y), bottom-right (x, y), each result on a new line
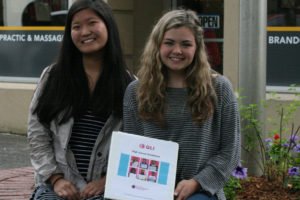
top-left (0, 0), bottom-right (299, 134)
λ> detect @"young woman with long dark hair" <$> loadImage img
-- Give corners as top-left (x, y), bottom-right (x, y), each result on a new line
top-left (28, 0), bottom-right (133, 199)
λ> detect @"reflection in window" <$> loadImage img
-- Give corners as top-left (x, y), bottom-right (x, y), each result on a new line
top-left (21, 0), bottom-right (68, 26)
top-left (0, 0), bottom-right (3, 25)
top-left (268, 0), bottom-right (300, 26)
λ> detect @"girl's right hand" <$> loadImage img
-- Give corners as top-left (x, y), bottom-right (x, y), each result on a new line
top-left (174, 179), bottom-right (200, 200)
top-left (53, 178), bottom-right (80, 200)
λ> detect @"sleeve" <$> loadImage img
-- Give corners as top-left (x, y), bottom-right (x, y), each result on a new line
top-left (27, 66), bottom-right (62, 183)
top-left (194, 76), bottom-right (241, 195)
top-left (122, 80), bottom-right (140, 135)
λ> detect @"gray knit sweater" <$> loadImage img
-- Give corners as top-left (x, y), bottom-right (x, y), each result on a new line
top-left (123, 75), bottom-right (241, 200)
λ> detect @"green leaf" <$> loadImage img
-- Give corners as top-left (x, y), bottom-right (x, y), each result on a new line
top-left (284, 177), bottom-right (291, 188)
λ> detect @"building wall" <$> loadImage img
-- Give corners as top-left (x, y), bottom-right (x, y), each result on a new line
top-left (265, 93), bottom-right (300, 138)
top-left (132, 0), bottom-right (168, 73)
top-left (109, 0), bottom-right (167, 73)
top-left (0, 83), bottom-right (35, 134)
top-left (2, 0), bottom-right (32, 26)
top-left (223, 0), bottom-right (239, 90)
top-left (108, 0), bottom-right (134, 69)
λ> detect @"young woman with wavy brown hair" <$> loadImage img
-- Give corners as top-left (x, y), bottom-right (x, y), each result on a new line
top-left (123, 9), bottom-right (241, 200)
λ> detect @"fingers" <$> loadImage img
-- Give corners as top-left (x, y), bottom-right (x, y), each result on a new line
top-left (80, 187), bottom-right (101, 199)
top-left (80, 179), bottom-right (105, 199)
top-left (176, 186), bottom-right (189, 200)
top-left (80, 185), bottom-right (95, 200)
top-left (175, 186), bottom-right (187, 199)
top-left (174, 179), bottom-right (200, 200)
top-left (54, 179), bottom-right (80, 200)
top-left (175, 181), bottom-right (189, 200)
top-left (174, 181), bottom-right (184, 197)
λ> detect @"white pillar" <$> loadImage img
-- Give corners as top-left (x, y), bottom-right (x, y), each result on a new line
top-left (239, 0), bottom-right (267, 176)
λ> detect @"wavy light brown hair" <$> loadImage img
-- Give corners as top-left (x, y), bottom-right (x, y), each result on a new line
top-left (137, 9), bottom-right (217, 126)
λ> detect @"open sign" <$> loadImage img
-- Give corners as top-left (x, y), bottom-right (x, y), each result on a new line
top-left (198, 15), bottom-right (220, 29)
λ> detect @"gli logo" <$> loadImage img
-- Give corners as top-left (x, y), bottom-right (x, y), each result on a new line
top-left (139, 143), bottom-right (155, 150)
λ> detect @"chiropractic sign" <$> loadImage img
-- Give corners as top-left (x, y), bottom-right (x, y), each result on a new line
top-left (0, 26), bottom-right (64, 78)
top-left (0, 33), bottom-right (63, 42)
top-left (267, 27), bottom-right (300, 86)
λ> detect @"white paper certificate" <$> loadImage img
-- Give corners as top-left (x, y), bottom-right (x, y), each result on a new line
top-left (104, 131), bottom-right (179, 200)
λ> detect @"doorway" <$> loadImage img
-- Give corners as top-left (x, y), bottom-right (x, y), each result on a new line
top-left (173, 0), bottom-right (224, 74)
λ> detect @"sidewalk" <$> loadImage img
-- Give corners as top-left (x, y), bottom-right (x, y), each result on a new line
top-left (0, 133), bottom-right (31, 170)
top-left (0, 167), bottom-right (34, 200)
top-left (0, 133), bottom-right (34, 199)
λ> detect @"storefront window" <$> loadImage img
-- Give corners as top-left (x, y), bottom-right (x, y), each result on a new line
top-left (176, 0), bottom-right (224, 74)
top-left (22, 0), bottom-right (68, 26)
top-left (0, 0), bottom-right (68, 81)
top-left (0, 0), bottom-right (3, 26)
top-left (267, 0), bottom-right (300, 87)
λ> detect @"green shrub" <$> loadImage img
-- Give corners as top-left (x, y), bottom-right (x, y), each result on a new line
top-left (237, 86), bottom-right (300, 188)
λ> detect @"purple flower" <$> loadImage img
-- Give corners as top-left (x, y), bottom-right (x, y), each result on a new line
top-left (288, 167), bottom-right (299, 176)
top-left (281, 143), bottom-right (290, 149)
top-left (289, 135), bottom-right (299, 143)
top-left (265, 138), bottom-right (272, 143)
top-left (265, 144), bottom-right (271, 151)
top-left (232, 163), bottom-right (248, 179)
top-left (293, 144), bottom-right (300, 153)
top-left (265, 138), bottom-right (272, 151)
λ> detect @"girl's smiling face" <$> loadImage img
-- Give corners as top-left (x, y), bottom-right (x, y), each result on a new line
top-left (71, 9), bottom-right (108, 55)
top-left (159, 26), bottom-right (196, 73)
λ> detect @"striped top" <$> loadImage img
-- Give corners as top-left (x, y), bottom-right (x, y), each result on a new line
top-left (69, 110), bottom-right (108, 179)
top-left (123, 75), bottom-right (241, 200)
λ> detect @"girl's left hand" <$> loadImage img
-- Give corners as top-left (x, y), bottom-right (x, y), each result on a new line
top-left (174, 179), bottom-right (200, 200)
top-left (80, 176), bottom-right (106, 199)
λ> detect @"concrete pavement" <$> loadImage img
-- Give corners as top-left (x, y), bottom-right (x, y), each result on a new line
top-left (0, 133), bottom-right (34, 200)
top-left (0, 133), bottom-right (31, 170)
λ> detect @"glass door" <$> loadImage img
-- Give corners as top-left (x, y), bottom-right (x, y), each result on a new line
top-left (174, 0), bottom-right (224, 74)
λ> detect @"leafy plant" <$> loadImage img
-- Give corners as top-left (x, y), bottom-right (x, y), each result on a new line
top-left (224, 163), bottom-right (248, 200)
top-left (237, 85), bottom-right (300, 189)
top-left (224, 176), bottom-right (242, 200)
